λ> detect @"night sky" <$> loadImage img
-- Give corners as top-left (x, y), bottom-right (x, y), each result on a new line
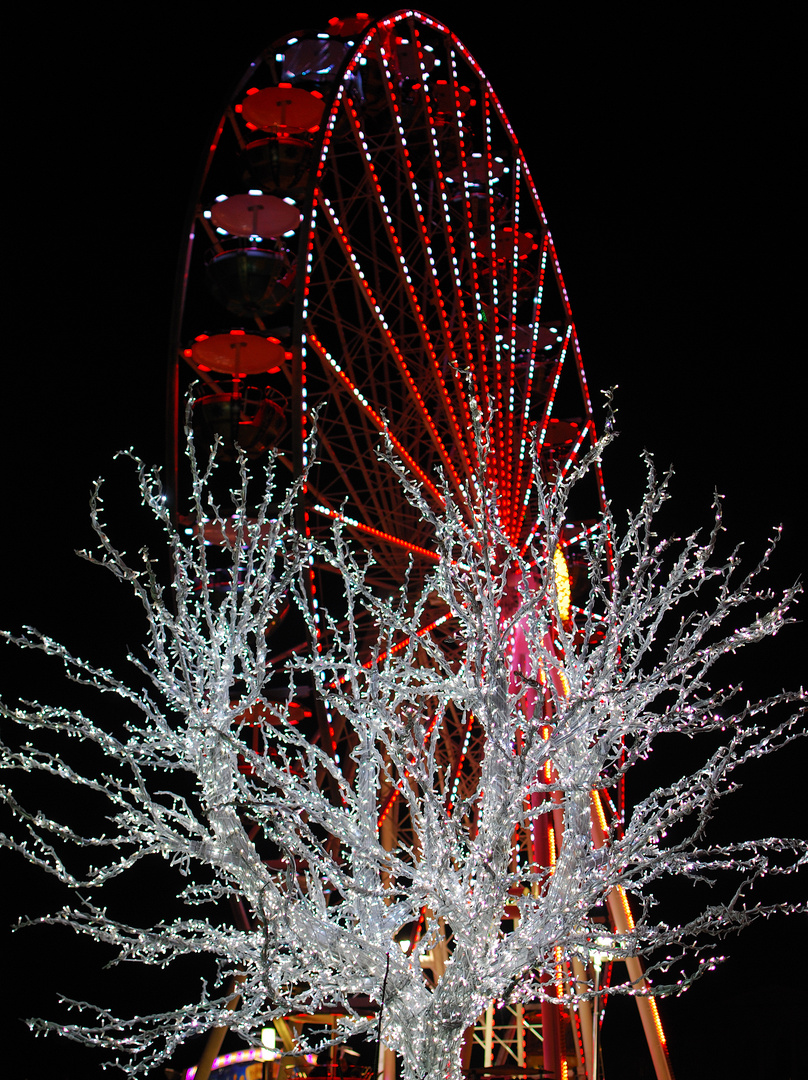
top-left (3, 5), bottom-right (804, 1079)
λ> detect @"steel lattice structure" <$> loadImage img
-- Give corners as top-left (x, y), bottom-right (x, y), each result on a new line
top-left (167, 11), bottom-right (673, 1080)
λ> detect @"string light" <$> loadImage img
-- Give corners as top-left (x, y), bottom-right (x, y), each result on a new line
top-left (4, 15), bottom-right (803, 1080)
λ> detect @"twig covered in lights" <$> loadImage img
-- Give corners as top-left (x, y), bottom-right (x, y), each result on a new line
top-left (1, 418), bottom-right (805, 1080)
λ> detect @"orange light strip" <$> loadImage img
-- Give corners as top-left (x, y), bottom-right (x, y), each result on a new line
top-left (615, 884), bottom-right (636, 931)
top-left (648, 996), bottom-right (667, 1046)
top-left (591, 789), bottom-right (609, 837)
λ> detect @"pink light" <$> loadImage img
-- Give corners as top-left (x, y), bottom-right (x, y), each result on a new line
top-left (185, 1047), bottom-right (278, 1079)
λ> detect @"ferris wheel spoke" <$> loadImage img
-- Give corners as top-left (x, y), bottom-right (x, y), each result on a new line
top-left (307, 406), bottom-right (398, 532)
top-left (311, 505), bottom-right (440, 565)
top-left (409, 26), bottom-right (483, 424)
top-left (518, 328), bottom-right (574, 555)
top-left (313, 189), bottom-right (469, 502)
top-left (339, 73), bottom-right (479, 495)
top-left (445, 46), bottom-right (492, 424)
top-left (445, 50), bottom-right (522, 534)
top-left (309, 434), bottom-right (435, 584)
top-left (374, 58), bottom-right (481, 484)
top-left (306, 331), bottom-right (443, 503)
top-left (554, 424), bottom-right (589, 489)
top-left (511, 234), bottom-right (552, 542)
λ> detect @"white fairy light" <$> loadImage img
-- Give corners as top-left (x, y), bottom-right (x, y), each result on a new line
top-left (0, 419), bottom-right (805, 1080)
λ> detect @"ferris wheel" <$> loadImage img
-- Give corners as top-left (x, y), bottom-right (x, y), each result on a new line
top-left (167, 11), bottom-right (673, 1080)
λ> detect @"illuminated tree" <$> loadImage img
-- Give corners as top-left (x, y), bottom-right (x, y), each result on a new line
top-left (1, 425), bottom-right (805, 1080)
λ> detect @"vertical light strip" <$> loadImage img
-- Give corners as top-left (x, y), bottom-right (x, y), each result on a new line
top-left (511, 234), bottom-right (549, 544)
top-left (504, 153), bottom-right (522, 540)
top-left (448, 710), bottom-right (476, 812)
top-left (377, 39), bottom-right (476, 485)
top-left (412, 27), bottom-right (482, 400)
top-left (519, 326), bottom-right (573, 555)
top-left (447, 45), bottom-right (490, 433)
top-left (481, 90), bottom-right (507, 517)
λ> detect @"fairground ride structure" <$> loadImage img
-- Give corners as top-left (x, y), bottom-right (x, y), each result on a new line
top-left (166, 11), bottom-right (674, 1080)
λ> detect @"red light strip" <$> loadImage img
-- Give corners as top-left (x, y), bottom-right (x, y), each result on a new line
top-left (511, 235), bottom-right (550, 544)
top-left (481, 89), bottom-right (509, 530)
top-left (554, 423), bottom-right (589, 489)
top-left (294, 214), bottom-right (339, 760)
top-left (519, 326), bottom-right (573, 555)
top-left (366, 614), bottom-right (451, 671)
top-left (311, 503), bottom-right (440, 562)
top-left (305, 331), bottom-right (443, 505)
top-left (378, 709), bottom-right (442, 828)
top-left (447, 707), bottom-right (476, 813)
top-left (327, 611), bottom-right (452, 689)
top-left (378, 783), bottom-right (403, 827)
top-left (411, 24), bottom-right (482, 448)
top-left (376, 45), bottom-right (477, 486)
top-left (504, 154), bottom-right (522, 540)
top-left (345, 93), bottom-right (469, 479)
top-left (487, 91), bottom-right (607, 543)
top-left (561, 521), bottom-right (602, 548)
top-left (447, 46), bottom-right (491, 438)
top-left (314, 190), bottom-right (466, 501)
top-left (535, 327), bottom-right (572, 452)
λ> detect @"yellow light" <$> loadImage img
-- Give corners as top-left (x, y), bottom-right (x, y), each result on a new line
top-left (616, 884), bottom-right (636, 930)
top-left (554, 944), bottom-right (564, 995)
top-left (591, 789), bottom-right (608, 835)
top-left (553, 545), bottom-right (571, 624)
top-left (648, 996), bottom-right (667, 1046)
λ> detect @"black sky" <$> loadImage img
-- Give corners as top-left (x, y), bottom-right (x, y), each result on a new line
top-left (3, 5), bottom-right (804, 1078)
